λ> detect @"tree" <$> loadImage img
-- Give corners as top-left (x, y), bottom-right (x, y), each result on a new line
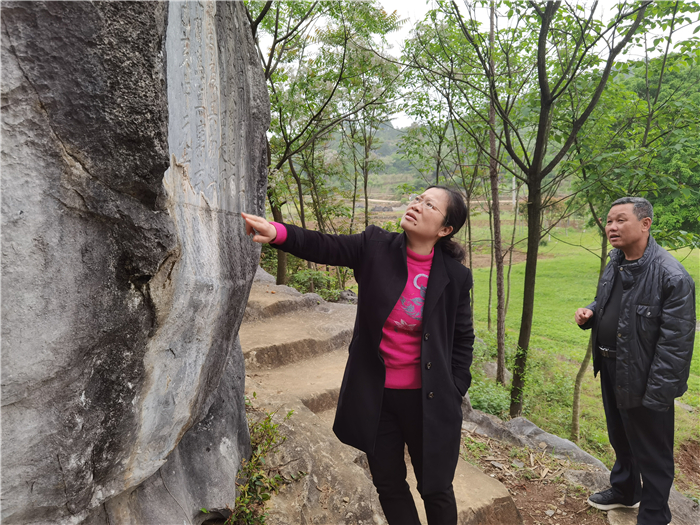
top-left (441, 0), bottom-right (651, 416)
top-left (339, 45), bottom-right (401, 228)
top-left (398, 78), bottom-right (456, 187)
top-left (486, 1), bottom-right (507, 386)
top-left (566, 2), bottom-right (700, 440)
top-left (245, 0), bottom-right (402, 283)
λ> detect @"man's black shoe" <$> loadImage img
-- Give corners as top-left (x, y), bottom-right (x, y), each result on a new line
top-left (587, 488), bottom-right (640, 511)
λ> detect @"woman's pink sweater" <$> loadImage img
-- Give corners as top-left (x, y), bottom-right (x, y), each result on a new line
top-left (270, 222), bottom-right (432, 389)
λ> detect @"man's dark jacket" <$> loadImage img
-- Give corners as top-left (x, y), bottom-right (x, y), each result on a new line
top-left (276, 224), bottom-right (474, 494)
top-left (580, 236), bottom-right (696, 411)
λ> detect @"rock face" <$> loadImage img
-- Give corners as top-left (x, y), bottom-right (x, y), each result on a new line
top-left (1, 2), bottom-right (269, 524)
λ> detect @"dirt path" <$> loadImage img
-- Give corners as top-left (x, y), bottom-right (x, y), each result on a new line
top-left (462, 431), bottom-right (609, 525)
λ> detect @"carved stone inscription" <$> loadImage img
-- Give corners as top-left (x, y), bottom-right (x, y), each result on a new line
top-left (168, 1), bottom-right (242, 212)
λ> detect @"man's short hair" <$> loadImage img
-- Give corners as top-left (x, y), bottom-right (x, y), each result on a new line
top-left (610, 196), bottom-right (653, 222)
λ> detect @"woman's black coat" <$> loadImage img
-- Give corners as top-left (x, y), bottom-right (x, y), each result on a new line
top-left (275, 223), bottom-right (475, 494)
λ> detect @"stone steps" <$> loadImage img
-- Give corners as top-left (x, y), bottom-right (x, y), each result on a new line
top-left (247, 348), bottom-right (346, 413)
top-left (244, 275), bottom-right (327, 321)
top-left (239, 303), bottom-right (355, 370)
top-left (240, 273), bottom-right (523, 524)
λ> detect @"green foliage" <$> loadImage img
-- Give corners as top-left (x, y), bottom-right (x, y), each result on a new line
top-left (288, 269), bottom-right (341, 302)
top-left (381, 218), bottom-right (403, 233)
top-left (469, 375), bottom-right (511, 419)
top-left (569, 43), bottom-right (700, 249)
top-left (460, 435), bottom-right (490, 467)
top-left (227, 401), bottom-right (301, 525)
top-left (648, 135), bottom-right (700, 241)
top-left (259, 244), bottom-right (308, 283)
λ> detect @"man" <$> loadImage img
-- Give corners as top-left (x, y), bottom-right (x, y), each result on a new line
top-left (575, 197), bottom-right (696, 525)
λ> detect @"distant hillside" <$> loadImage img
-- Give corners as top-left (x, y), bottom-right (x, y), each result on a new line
top-left (330, 122), bottom-right (425, 199)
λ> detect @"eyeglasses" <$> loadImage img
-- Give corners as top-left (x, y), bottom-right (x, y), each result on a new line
top-left (410, 195), bottom-right (447, 220)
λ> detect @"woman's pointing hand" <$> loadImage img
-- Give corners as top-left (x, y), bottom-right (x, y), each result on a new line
top-left (241, 212), bottom-right (277, 244)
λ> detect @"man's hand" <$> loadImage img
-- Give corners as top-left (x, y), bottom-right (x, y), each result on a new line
top-left (241, 212), bottom-right (277, 244)
top-left (575, 308), bottom-right (594, 326)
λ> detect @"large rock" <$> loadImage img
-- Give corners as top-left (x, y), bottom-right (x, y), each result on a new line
top-left (478, 362), bottom-right (512, 384)
top-left (101, 338), bottom-right (250, 525)
top-left (245, 378), bottom-right (386, 525)
top-left (461, 399), bottom-right (606, 470)
top-left (505, 417), bottom-right (607, 470)
top-left (1, 2), bottom-right (269, 524)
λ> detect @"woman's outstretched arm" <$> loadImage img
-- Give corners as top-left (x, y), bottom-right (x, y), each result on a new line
top-left (241, 212), bottom-right (367, 270)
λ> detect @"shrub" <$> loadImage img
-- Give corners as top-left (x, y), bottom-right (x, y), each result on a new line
top-left (382, 218), bottom-right (403, 233)
top-left (469, 376), bottom-right (511, 419)
top-left (226, 396), bottom-right (303, 525)
top-left (288, 269), bottom-right (340, 301)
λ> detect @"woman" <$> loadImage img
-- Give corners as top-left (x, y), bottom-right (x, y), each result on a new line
top-left (242, 186), bottom-right (474, 525)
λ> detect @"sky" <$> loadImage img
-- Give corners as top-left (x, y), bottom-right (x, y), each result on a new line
top-left (378, 0), bottom-right (493, 128)
top-left (379, 0), bottom-right (432, 127)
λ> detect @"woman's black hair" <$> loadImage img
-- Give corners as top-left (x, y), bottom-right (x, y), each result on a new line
top-left (427, 185), bottom-right (467, 263)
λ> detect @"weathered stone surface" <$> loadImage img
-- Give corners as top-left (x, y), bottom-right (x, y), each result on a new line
top-left (479, 362), bottom-right (513, 384)
top-left (505, 417), bottom-right (607, 470)
top-left (102, 339), bottom-right (250, 525)
top-left (407, 451), bottom-right (523, 525)
top-left (241, 282), bottom-right (523, 525)
top-left (338, 289), bottom-right (359, 304)
top-left (1, 1), bottom-right (268, 523)
top-left (606, 494), bottom-right (700, 525)
top-left (461, 396), bottom-right (529, 447)
top-left (463, 403), bottom-right (607, 470)
top-left (254, 265), bottom-right (278, 284)
top-left (674, 399), bottom-right (694, 412)
top-left (241, 304), bottom-right (355, 369)
top-left (245, 379), bottom-right (386, 525)
top-left (562, 469), bottom-right (610, 494)
top-left (244, 276), bottom-right (324, 322)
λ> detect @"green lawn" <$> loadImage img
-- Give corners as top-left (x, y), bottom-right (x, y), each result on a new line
top-left (468, 226), bottom-right (700, 470)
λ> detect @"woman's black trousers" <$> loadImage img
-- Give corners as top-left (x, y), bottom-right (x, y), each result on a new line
top-left (366, 388), bottom-right (458, 525)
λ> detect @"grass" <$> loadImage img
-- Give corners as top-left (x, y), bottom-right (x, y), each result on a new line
top-left (468, 224), bottom-right (700, 470)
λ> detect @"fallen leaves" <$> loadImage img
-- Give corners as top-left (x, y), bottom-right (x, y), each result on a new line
top-left (460, 429), bottom-right (608, 525)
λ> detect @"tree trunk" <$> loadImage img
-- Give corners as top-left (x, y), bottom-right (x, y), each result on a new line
top-left (270, 199), bottom-right (287, 285)
top-left (350, 155), bottom-right (359, 234)
top-left (509, 180), bottom-right (542, 417)
top-left (287, 157), bottom-right (313, 291)
top-left (485, 177), bottom-right (494, 332)
top-left (505, 182), bottom-right (520, 317)
top-left (465, 157), bottom-right (480, 315)
top-left (363, 138), bottom-right (370, 228)
top-left (489, 1), bottom-right (506, 386)
top-left (288, 158), bottom-right (306, 229)
top-left (466, 194), bottom-right (473, 265)
top-left (570, 338), bottom-right (593, 442)
top-left (571, 212), bottom-right (608, 441)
